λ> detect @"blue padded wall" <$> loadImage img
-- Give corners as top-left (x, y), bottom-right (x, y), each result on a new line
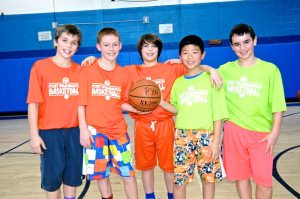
top-left (1, 1), bottom-right (300, 52)
top-left (0, 1), bottom-right (300, 112)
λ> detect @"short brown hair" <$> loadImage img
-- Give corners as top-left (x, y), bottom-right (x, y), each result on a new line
top-left (137, 34), bottom-right (163, 60)
top-left (97, 27), bottom-right (120, 44)
top-left (54, 24), bottom-right (82, 48)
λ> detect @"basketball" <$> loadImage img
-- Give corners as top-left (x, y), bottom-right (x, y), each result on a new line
top-left (128, 79), bottom-right (161, 112)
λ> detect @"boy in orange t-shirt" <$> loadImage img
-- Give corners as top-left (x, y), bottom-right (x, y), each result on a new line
top-left (126, 34), bottom-right (222, 199)
top-left (27, 24), bottom-right (83, 199)
top-left (81, 34), bottom-right (222, 199)
top-left (78, 28), bottom-right (139, 199)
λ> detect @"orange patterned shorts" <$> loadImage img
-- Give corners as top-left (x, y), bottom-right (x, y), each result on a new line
top-left (173, 129), bottom-right (224, 185)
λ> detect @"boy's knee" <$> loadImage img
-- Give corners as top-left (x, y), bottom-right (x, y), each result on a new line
top-left (122, 176), bottom-right (136, 183)
top-left (174, 184), bottom-right (186, 191)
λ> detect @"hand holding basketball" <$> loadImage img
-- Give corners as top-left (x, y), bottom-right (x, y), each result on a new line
top-left (128, 79), bottom-right (161, 112)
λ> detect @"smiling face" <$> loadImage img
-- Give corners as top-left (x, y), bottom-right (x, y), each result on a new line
top-left (180, 44), bottom-right (205, 74)
top-left (141, 40), bottom-right (159, 64)
top-left (54, 32), bottom-right (79, 60)
top-left (231, 33), bottom-right (257, 61)
top-left (96, 34), bottom-right (122, 62)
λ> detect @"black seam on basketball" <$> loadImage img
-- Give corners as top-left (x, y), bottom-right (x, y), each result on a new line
top-left (128, 95), bottom-right (161, 99)
top-left (129, 85), bottom-right (159, 91)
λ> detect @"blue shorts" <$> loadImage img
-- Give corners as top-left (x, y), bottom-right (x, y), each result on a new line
top-left (39, 127), bottom-right (83, 192)
top-left (82, 125), bottom-right (135, 180)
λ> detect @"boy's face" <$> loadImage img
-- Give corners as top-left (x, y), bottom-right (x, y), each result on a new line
top-left (96, 34), bottom-right (122, 62)
top-left (54, 32), bottom-right (79, 59)
top-left (141, 41), bottom-right (159, 63)
top-left (230, 33), bottom-right (257, 60)
top-left (180, 44), bottom-right (205, 70)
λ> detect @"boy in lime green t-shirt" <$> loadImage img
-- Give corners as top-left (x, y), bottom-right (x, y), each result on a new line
top-left (219, 23), bottom-right (286, 199)
top-left (160, 35), bottom-right (228, 199)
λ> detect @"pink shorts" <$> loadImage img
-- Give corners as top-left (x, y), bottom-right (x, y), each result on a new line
top-left (223, 121), bottom-right (273, 187)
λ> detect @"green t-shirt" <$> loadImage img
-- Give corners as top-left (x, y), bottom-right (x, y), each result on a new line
top-left (219, 59), bottom-right (287, 132)
top-left (170, 72), bottom-right (228, 130)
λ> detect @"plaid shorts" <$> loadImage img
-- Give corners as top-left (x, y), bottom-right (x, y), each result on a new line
top-left (82, 125), bottom-right (135, 180)
top-left (174, 129), bottom-right (224, 185)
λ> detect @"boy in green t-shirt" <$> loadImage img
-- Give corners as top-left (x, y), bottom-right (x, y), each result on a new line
top-left (160, 35), bottom-right (228, 199)
top-left (219, 23), bottom-right (287, 198)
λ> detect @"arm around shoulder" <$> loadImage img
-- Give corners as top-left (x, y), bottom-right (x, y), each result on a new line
top-left (201, 65), bottom-right (223, 90)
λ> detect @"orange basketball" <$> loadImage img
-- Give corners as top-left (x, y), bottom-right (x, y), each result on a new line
top-left (128, 79), bottom-right (161, 112)
top-left (297, 90), bottom-right (300, 101)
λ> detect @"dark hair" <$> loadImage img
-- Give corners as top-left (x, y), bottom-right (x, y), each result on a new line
top-left (97, 27), bottom-right (120, 44)
top-left (179, 35), bottom-right (204, 55)
top-left (229, 23), bottom-right (256, 44)
top-left (54, 24), bottom-right (82, 48)
top-left (137, 34), bottom-right (163, 60)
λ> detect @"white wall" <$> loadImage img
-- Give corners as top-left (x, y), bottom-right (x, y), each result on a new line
top-left (0, 0), bottom-right (238, 15)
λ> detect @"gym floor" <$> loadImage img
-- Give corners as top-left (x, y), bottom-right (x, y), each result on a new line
top-left (0, 104), bottom-right (299, 199)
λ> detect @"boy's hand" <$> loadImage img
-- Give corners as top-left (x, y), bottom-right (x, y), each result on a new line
top-left (209, 68), bottom-right (223, 90)
top-left (121, 103), bottom-right (152, 114)
top-left (164, 59), bottom-right (181, 64)
top-left (80, 126), bottom-right (94, 148)
top-left (259, 131), bottom-right (279, 155)
top-left (30, 135), bottom-right (46, 154)
top-left (81, 56), bottom-right (97, 66)
top-left (209, 142), bottom-right (220, 162)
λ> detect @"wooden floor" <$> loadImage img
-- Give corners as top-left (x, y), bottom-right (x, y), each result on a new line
top-left (0, 105), bottom-right (299, 199)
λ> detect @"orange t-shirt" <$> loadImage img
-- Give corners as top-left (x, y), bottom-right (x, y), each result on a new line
top-left (78, 61), bottom-right (131, 139)
top-left (126, 63), bottom-right (186, 121)
top-left (27, 57), bottom-right (80, 129)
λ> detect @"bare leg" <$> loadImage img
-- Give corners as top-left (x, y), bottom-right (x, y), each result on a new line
top-left (173, 184), bottom-right (187, 199)
top-left (142, 169), bottom-right (154, 194)
top-left (123, 176), bottom-right (139, 199)
top-left (164, 171), bottom-right (174, 193)
top-left (256, 184), bottom-right (272, 199)
top-left (236, 179), bottom-right (252, 199)
top-left (97, 177), bottom-right (112, 198)
top-left (202, 180), bottom-right (215, 199)
top-left (46, 189), bottom-right (60, 199)
top-left (63, 185), bottom-right (76, 198)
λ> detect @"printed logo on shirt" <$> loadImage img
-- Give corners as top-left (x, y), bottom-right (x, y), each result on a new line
top-left (145, 77), bottom-right (166, 90)
top-left (179, 85), bottom-right (208, 106)
top-left (48, 77), bottom-right (79, 99)
top-left (91, 80), bottom-right (121, 100)
top-left (227, 76), bottom-right (262, 98)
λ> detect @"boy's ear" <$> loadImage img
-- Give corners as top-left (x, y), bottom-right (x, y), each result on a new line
top-left (96, 43), bottom-right (101, 51)
top-left (201, 51), bottom-right (206, 60)
top-left (254, 36), bottom-right (257, 46)
top-left (119, 42), bottom-right (122, 50)
top-left (53, 40), bottom-right (57, 49)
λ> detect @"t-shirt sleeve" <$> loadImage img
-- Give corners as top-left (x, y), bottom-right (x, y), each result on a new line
top-left (170, 80), bottom-right (178, 109)
top-left (174, 63), bottom-right (187, 77)
top-left (212, 86), bottom-right (228, 121)
top-left (78, 67), bottom-right (89, 106)
top-left (26, 63), bottom-right (44, 104)
top-left (270, 66), bottom-right (287, 113)
top-left (121, 69), bottom-right (132, 103)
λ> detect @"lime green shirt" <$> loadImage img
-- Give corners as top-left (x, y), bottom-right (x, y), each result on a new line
top-left (170, 72), bottom-right (228, 130)
top-left (219, 59), bottom-right (287, 132)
